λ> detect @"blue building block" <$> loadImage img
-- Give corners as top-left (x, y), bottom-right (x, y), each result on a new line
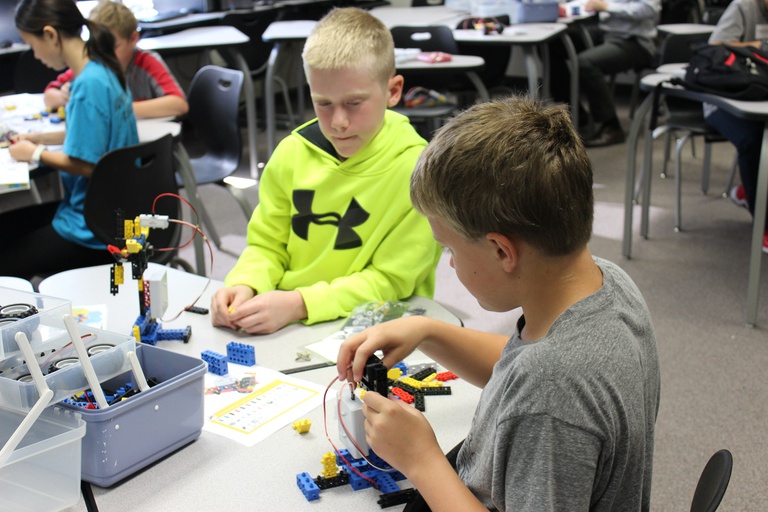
top-left (158, 326), bottom-right (192, 343)
top-left (347, 469), bottom-right (378, 491)
top-left (201, 350), bottom-right (228, 375)
top-left (297, 472), bottom-right (320, 501)
top-left (374, 473), bottom-right (401, 495)
top-left (226, 341), bottom-right (255, 366)
top-left (392, 361), bottom-right (408, 374)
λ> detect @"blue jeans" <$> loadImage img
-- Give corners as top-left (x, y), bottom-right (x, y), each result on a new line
top-left (705, 107), bottom-right (766, 223)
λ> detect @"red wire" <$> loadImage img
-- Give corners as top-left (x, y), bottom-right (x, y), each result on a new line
top-left (322, 374), bottom-right (380, 490)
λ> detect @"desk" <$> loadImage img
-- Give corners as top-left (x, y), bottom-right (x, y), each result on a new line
top-left (137, 26), bottom-right (261, 180)
top-left (657, 23), bottom-right (715, 38)
top-left (38, 264), bottom-right (479, 512)
top-left (624, 73), bottom-right (768, 326)
top-left (369, 6), bottom-right (581, 130)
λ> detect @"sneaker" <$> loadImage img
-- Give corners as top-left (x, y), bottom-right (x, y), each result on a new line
top-left (730, 185), bottom-right (749, 209)
top-left (764, 231), bottom-right (768, 255)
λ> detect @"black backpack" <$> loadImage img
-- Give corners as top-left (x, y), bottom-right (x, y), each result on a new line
top-left (672, 43), bottom-right (768, 100)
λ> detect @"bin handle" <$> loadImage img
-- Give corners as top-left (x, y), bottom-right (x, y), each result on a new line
top-left (0, 331), bottom-right (55, 466)
top-left (63, 314), bottom-right (110, 409)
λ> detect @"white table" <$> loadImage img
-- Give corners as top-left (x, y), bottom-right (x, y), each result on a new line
top-left (137, 26), bottom-right (261, 180)
top-left (624, 73), bottom-right (768, 326)
top-left (657, 23), bottom-right (715, 37)
top-left (38, 264), bottom-right (480, 512)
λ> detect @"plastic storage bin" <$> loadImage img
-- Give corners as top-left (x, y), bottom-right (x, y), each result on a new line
top-left (0, 325), bottom-right (135, 412)
top-left (0, 406), bottom-right (85, 512)
top-left (0, 286), bottom-right (71, 361)
top-left (62, 343), bottom-right (206, 486)
top-left (508, 0), bottom-right (559, 23)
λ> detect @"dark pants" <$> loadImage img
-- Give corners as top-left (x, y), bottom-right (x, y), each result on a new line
top-left (705, 108), bottom-right (767, 224)
top-left (551, 32), bottom-right (655, 125)
top-left (0, 201), bottom-right (114, 279)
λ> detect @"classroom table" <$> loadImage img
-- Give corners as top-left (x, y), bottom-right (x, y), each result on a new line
top-left (37, 264), bottom-right (480, 512)
top-left (369, 6), bottom-right (581, 132)
top-left (624, 73), bottom-right (768, 326)
top-left (137, 25), bottom-right (262, 180)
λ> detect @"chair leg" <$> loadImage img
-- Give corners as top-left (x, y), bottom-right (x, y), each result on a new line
top-left (702, 140), bottom-right (713, 195)
top-left (629, 72), bottom-right (640, 119)
top-left (197, 198), bottom-right (223, 249)
top-left (661, 130), bottom-right (672, 179)
top-left (722, 153), bottom-right (739, 198)
top-left (675, 133), bottom-right (693, 232)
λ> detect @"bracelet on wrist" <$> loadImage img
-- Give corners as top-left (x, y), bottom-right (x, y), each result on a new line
top-left (31, 144), bottom-right (47, 164)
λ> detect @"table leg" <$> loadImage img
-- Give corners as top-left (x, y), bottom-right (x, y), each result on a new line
top-left (523, 47), bottom-right (541, 100)
top-left (266, 42), bottom-right (282, 158)
top-left (173, 143), bottom-right (210, 276)
top-left (222, 48), bottom-right (259, 180)
top-left (465, 71), bottom-right (489, 101)
top-left (623, 93), bottom-right (654, 258)
top-left (560, 32), bottom-right (579, 131)
top-left (745, 125), bottom-right (768, 326)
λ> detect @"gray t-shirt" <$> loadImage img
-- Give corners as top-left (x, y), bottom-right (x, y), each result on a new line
top-left (709, 0), bottom-right (768, 44)
top-left (457, 257), bottom-right (660, 511)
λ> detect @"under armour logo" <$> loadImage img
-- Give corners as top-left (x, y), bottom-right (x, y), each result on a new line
top-left (292, 190), bottom-right (370, 249)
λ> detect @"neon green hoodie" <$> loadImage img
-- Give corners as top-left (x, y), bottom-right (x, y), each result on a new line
top-left (224, 110), bottom-right (442, 324)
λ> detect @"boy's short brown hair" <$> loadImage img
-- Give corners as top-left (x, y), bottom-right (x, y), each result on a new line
top-left (302, 7), bottom-right (395, 87)
top-left (411, 96), bottom-right (594, 257)
top-left (90, 1), bottom-right (138, 40)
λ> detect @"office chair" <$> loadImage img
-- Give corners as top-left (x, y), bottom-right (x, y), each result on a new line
top-left (690, 449), bottom-right (733, 512)
top-left (389, 25), bottom-right (464, 138)
top-left (12, 50), bottom-right (60, 93)
top-left (220, 10), bottom-right (296, 128)
top-left (83, 134), bottom-right (192, 271)
top-left (180, 65), bottom-right (256, 249)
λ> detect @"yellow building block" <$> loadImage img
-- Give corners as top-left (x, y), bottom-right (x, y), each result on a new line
top-left (292, 419), bottom-right (312, 434)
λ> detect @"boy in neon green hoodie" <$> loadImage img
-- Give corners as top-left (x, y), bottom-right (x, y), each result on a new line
top-left (211, 7), bottom-right (442, 334)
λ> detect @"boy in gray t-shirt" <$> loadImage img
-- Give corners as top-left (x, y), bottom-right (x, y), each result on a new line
top-left (337, 96), bottom-right (660, 511)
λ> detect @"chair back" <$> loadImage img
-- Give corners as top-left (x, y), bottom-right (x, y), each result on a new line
top-left (84, 134), bottom-right (182, 265)
top-left (690, 449), bottom-right (733, 512)
top-left (658, 32), bottom-right (711, 65)
top-left (13, 50), bottom-right (61, 93)
top-left (221, 9), bottom-right (283, 76)
top-left (390, 25), bottom-right (459, 54)
top-left (390, 25), bottom-right (462, 93)
top-left (184, 65), bottom-right (244, 184)
top-left (411, 0), bottom-right (445, 6)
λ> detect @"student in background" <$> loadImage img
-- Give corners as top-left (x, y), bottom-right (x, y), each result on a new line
top-left (210, 8), bottom-right (442, 334)
top-left (338, 97), bottom-right (660, 511)
top-left (551, 0), bottom-right (661, 147)
top-left (2, 0), bottom-right (138, 278)
top-left (43, 1), bottom-right (188, 119)
top-left (705, 0), bottom-right (768, 253)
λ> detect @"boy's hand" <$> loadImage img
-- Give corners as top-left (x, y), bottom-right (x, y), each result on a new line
top-left (229, 290), bottom-right (308, 334)
top-left (8, 140), bottom-right (37, 162)
top-left (337, 316), bottom-right (430, 383)
top-left (362, 390), bottom-right (443, 476)
top-left (210, 285), bottom-right (255, 329)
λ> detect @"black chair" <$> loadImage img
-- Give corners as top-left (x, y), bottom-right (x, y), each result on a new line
top-left (180, 65), bottom-right (256, 248)
top-left (390, 25), bottom-right (465, 137)
top-left (13, 50), bottom-right (60, 93)
top-left (83, 134), bottom-right (191, 270)
top-left (690, 449), bottom-right (733, 512)
top-left (220, 9), bottom-right (296, 127)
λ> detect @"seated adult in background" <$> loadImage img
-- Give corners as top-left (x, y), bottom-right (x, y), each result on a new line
top-left (704, 0), bottom-right (768, 253)
top-left (210, 8), bottom-right (442, 334)
top-left (43, 0), bottom-right (188, 119)
top-left (550, 0), bottom-right (661, 147)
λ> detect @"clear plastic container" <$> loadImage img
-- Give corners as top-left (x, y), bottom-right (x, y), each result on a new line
top-left (0, 406), bottom-right (85, 512)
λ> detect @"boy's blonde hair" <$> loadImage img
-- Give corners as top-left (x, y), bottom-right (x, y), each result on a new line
top-left (302, 7), bottom-right (395, 87)
top-left (411, 96), bottom-right (594, 257)
top-left (90, 1), bottom-right (138, 40)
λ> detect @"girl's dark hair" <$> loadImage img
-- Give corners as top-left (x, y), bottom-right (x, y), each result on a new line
top-left (15, 0), bottom-right (126, 90)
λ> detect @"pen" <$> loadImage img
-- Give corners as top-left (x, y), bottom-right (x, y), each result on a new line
top-left (279, 361), bottom-right (335, 375)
